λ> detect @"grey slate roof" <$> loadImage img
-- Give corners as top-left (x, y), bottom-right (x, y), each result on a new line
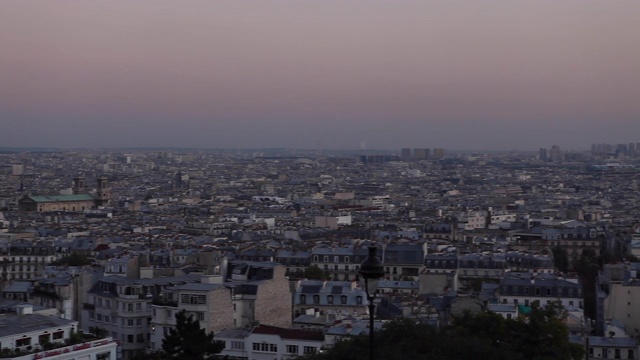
top-left (0, 313), bottom-right (76, 338)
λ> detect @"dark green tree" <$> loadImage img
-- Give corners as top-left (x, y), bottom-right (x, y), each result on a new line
top-left (575, 248), bottom-right (600, 319)
top-left (296, 307), bottom-right (583, 360)
top-left (302, 265), bottom-right (326, 280)
top-left (162, 310), bottom-right (224, 360)
top-left (552, 246), bottom-right (570, 273)
top-left (52, 253), bottom-right (92, 266)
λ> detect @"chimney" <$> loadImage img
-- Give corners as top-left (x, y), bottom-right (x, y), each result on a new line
top-left (16, 304), bottom-right (33, 315)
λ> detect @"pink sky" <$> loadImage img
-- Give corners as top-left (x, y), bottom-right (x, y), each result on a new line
top-left (1, 1), bottom-right (639, 150)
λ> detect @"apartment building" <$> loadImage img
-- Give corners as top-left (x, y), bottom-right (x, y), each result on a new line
top-left (216, 324), bottom-right (324, 360)
top-left (82, 274), bottom-right (200, 359)
top-left (0, 243), bottom-right (57, 281)
top-left (498, 272), bottom-right (583, 308)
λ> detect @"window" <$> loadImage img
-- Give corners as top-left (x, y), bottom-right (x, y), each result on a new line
top-left (345, 256), bottom-right (350, 263)
top-left (128, 319), bottom-right (134, 327)
top-left (323, 256), bottom-right (328, 262)
top-left (327, 295), bottom-right (334, 305)
top-left (136, 303), bottom-right (142, 311)
top-left (231, 341), bottom-right (244, 350)
top-left (181, 294), bottom-right (207, 305)
top-left (128, 335), bottom-right (134, 343)
top-left (546, 288), bottom-right (551, 296)
top-left (105, 316), bottom-right (110, 323)
top-left (334, 256), bottom-right (339, 262)
top-left (97, 314), bottom-right (103, 322)
top-left (128, 303), bottom-right (133, 312)
top-left (39, 334), bottom-right (50, 344)
top-left (136, 319), bottom-right (142, 326)
top-left (300, 295), bottom-right (306, 304)
top-left (313, 295), bottom-right (320, 304)
top-left (15, 337), bottom-right (31, 347)
top-left (356, 296), bottom-right (363, 305)
top-left (341, 295), bottom-right (347, 305)
top-left (53, 331), bottom-right (64, 340)
top-left (287, 345), bottom-right (299, 354)
top-left (194, 312), bottom-right (205, 321)
top-left (304, 346), bottom-right (317, 354)
top-left (253, 343), bottom-right (260, 351)
top-left (313, 255), bottom-right (318, 262)
top-left (137, 334), bottom-right (144, 343)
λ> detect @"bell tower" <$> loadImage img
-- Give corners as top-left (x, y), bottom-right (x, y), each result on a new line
top-left (96, 176), bottom-right (111, 206)
top-left (72, 176), bottom-right (85, 195)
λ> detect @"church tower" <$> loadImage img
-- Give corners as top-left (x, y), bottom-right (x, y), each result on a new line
top-left (96, 176), bottom-right (111, 206)
top-left (72, 176), bottom-right (85, 195)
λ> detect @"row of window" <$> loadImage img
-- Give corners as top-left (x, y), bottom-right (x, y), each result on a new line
top-left (501, 298), bottom-right (581, 307)
top-left (14, 331), bottom-right (64, 347)
top-left (90, 312), bottom-right (149, 327)
top-left (501, 286), bottom-right (579, 297)
top-left (312, 256), bottom-right (359, 263)
top-left (299, 294), bottom-right (363, 305)
top-left (250, 343), bottom-right (317, 354)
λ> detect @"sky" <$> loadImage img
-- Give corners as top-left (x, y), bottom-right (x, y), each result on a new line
top-left (1, 1), bottom-right (639, 151)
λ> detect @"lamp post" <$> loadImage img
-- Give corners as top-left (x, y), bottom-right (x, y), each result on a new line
top-left (359, 246), bottom-right (385, 360)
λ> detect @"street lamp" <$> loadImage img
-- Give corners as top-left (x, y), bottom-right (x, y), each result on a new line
top-left (359, 246), bottom-right (385, 360)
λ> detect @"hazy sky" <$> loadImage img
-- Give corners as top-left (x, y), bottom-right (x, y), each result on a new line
top-left (1, 1), bottom-right (639, 151)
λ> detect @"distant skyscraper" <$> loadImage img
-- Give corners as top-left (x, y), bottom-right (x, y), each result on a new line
top-left (11, 164), bottom-right (24, 176)
top-left (539, 148), bottom-right (548, 162)
top-left (413, 148), bottom-right (429, 160)
top-left (400, 148), bottom-right (412, 160)
top-left (432, 148), bottom-right (444, 159)
top-left (550, 145), bottom-right (563, 162)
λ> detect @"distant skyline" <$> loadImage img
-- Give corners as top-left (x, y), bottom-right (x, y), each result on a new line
top-left (1, 1), bottom-right (639, 151)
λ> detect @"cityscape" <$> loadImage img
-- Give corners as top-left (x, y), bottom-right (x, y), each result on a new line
top-left (2, 1), bottom-right (640, 360)
top-left (0, 143), bottom-right (640, 359)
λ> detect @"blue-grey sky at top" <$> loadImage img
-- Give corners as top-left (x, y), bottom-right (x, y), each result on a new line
top-left (1, 1), bottom-right (639, 150)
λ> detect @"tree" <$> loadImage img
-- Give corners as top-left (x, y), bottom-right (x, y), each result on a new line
top-left (552, 246), bottom-right (569, 273)
top-left (162, 310), bottom-right (224, 360)
top-left (296, 309), bottom-right (583, 360)
top-left (302, 265), bottom-right (327, 280)
top-left (51, 253), bottom-right (92, 266)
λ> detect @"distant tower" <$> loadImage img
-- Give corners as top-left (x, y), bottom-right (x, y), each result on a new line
top-left (96, 176), bottom-right (111, 206)
top-left (72, 176), bottom-right (85, 195)
top-left (174, 170), bottom-right (183, 190)
top-left (400, 148), bottom-right (412, 160)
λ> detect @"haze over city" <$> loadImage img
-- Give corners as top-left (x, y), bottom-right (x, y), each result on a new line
top-left (1, 1), bottom-right (639, 151)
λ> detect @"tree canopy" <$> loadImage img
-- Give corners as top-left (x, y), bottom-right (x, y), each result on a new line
top-left (297, 304), bottom-right (583, 360)
top-left (161, 310), bottom-right (224, 360)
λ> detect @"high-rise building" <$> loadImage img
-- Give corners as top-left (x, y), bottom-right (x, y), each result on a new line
top-left (413, 148), bottom-right (429, 160)
top-left (11, 164), bottom-right (24, 176)
top-left (539, 148), bottom-right (548, 162)
top-left (400, 148), bottom-right (412, 160)
top-left (432, 148), bottom-right (445, 159)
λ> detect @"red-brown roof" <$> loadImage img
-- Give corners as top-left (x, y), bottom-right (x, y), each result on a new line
top-left (251, 324), bottom-right (324, 341)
